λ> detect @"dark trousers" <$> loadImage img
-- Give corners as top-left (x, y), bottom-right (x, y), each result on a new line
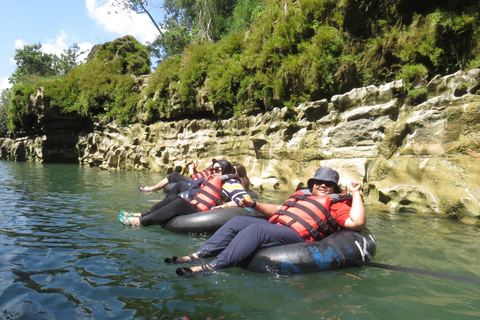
top-left (167, 172), bottom-right (189, 183)
top-left (140, 194), bottom-right (198, 226)
top-left (195, 216), bottom-right (305, 269)
top-left (166, 180), bottom-right (191, 198)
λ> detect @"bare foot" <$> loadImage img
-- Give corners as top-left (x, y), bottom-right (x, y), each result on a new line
top-left (165, 254), bottom-right (200, 263)
top-left (122, 215), bottom-right (141, 226)
top-left (175, 264), bottom-right (213, 277)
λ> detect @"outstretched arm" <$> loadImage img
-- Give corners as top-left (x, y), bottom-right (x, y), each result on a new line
top-left (238, 197), bottom-right (280, 218)
top-left (343, 181), bottom-right (366, 230)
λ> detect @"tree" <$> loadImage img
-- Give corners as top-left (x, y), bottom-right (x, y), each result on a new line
top-left (112, 0), bottom-right (241, 58)
top-left (9, 43), bottom-right (83, 85)
top-left (9, 43), bottom-right (57, 85)
top-left (55, 44), bottom-right (85, 76)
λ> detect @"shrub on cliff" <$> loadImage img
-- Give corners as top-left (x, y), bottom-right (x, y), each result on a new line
top-left (139, 0), bottom-right (480, 120)
top-left (8, 1), bottom-right (480, 129)
top-left (8, 36), bottom-right (151, 131)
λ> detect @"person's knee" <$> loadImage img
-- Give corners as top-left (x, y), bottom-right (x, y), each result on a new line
top-left (244, 223), bottom-right (271, 242)
top-left (229, 216), bottom-right (244, 224)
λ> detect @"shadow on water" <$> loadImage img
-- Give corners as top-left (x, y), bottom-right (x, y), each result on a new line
top-left (0, 161), bottom-right (479, 320)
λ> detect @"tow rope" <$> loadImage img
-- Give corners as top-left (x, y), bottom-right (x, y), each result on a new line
top-left (347, 259), bottom-right (480, 284)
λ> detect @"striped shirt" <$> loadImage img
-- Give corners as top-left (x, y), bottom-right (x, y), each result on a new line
top-left (221, 178), bottom-right (252, 205)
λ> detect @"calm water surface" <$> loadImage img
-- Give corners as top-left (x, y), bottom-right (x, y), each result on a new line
top-left (1, 161), bottom-right (479, 320)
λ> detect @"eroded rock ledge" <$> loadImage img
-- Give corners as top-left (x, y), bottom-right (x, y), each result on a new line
top-left (2, 70), bottom-right (480, 223)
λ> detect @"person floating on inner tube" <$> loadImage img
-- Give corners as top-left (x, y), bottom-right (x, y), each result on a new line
top-left (137, 158), bottom-right (219, 193)
top-left (167, 167), bottom-right (367, 277)
top-left (119, 160), bottom-right (253, 227)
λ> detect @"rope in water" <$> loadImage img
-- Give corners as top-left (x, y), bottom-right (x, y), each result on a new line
top-left (347, 259), bottom-right (480, 284)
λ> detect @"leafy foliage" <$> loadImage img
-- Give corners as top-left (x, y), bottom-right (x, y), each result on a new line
top-left (9, 43), bottom-right (83, 86)
top-left (8, 80), bottom-right (38, 131)
top-left (8, 36), bottom-right (150, 132)
top-left (7, 0), bottom-right (480, 133)
top-left (0, 89), bottom-right (11, 135)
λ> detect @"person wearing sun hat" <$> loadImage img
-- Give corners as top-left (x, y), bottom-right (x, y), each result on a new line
top-left (169, 166), bottom-right (366, 277)
top-left (307, 166), bottom-right (342, 193)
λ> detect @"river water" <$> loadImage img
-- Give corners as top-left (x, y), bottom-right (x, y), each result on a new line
top-left (1, 161), bottom-right (479, 320)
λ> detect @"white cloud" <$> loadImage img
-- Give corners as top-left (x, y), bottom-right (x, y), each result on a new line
top-left (77, 42), bottom-right (94, 62)
top-left (1, 77), bottom-right (12, 91)
top-left (85, 0), bottom-right (158, 44)
top-left (13, 33), bottom-right (94, 65)
top-left (14, 39), bottom-right (26, 49)
top-left (43, 30), bottom-right (69, 56)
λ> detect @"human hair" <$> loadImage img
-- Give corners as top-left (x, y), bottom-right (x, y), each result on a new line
top-left (213, 159), bottom-right (235, 175)
top-left (233, 163), bottom-right (251, 191)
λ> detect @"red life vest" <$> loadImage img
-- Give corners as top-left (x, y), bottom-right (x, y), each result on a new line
top-left (269, 190), bottom-right (352, 242)
top-left (190, 174), bottom-right (239, 211)
top-left (191, 168), bottom-right (213, 181)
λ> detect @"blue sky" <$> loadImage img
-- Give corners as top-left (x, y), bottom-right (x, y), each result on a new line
top-left (0, 0), bottom-right (163, 91)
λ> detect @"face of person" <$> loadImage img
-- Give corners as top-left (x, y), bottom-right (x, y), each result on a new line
top-left (311, 180), bottom-right (335, 196)
top-left (212, 163), bottom-right (222, 176)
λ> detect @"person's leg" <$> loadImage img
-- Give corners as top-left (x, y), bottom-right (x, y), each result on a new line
top-left (166, 180), bottom-right (191, 198)
top-left (140, 194), bottom-right (183, 216)
top-left (120, 193), bottom-right (184, 221)
top-left (166, 216), bottom-right (262, 263)
top-left (167, 172), bottom-right (189, 183)
top-left (195, 216), bottom-right (267, 258)
top-left (139, 196), bottom-right (198, 226)
top-left (139, 172), bottom-right (189, 192)
top-left (139, 177), bottom-right (169, 192)
top-left (175, 221), bottom-right (304, 275)
top-left (207, 222), bottom-right (304, 269)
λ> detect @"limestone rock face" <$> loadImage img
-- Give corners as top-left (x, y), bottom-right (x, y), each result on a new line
top-left (2, 69), bottom-right (480, 223)
top-left (0, 87), bottom-right (92, 163)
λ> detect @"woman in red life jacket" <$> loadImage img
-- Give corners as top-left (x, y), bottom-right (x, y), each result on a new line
top-left (169, 167), bottom-right (366, 277)
top-left (119, 160), bottom-right (252, 227)
top-left (137, 158), bottom-right (220, 192)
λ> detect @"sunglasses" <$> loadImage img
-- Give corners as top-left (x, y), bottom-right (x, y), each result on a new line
top-left (313, 180), bottom-right (335, 188)
top-left (213, 167), bottom-right (222, 173)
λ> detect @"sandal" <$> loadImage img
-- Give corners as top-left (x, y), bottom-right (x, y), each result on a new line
top-left (119, 214), bottom-right (139, 227)
top-left (118, 211), bottom-right (133, 224)
top-left (138, 185), bottom-right (148, 192)
top-left (175, 264), bottom-right (212, 278)
top-left (165, 254), bottom-right (201, 264)
top-left (119, 210), bottom-right (134, 217)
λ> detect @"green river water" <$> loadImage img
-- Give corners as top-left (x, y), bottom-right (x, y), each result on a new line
top-left (0, 161), bottom-right (479, 320)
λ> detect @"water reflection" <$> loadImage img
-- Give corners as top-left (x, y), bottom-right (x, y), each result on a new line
top-left (0, 161), bottom-right (479, 319)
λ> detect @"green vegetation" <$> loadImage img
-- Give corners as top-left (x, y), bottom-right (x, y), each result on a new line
top-left (0, 89), bottom-right (11, 135)
top-left (6, 0), bottom-right (480, 135)
top-left (9, 43), bottom-right (83, 86)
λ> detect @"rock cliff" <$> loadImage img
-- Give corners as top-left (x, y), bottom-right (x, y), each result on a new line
top-left (2, 70), bottom-right (480, 223)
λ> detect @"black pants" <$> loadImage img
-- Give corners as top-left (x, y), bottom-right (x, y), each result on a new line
top-left (167, 171), bottom-right (189, 183)
top-left (166, 180), bottom-right (191, 198)
top-left (139, 194), bottom-right (199, 226)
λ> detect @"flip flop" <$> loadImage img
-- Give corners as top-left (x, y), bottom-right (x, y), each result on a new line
top-left (118, 211), bottom-right (126, 224)
top-left (120, 210), bottom-right (134, 217)
top-left (120, 215), bottom-right (137, 226)
top-left (118, 211), bottom-right (135, 225)
top-left (138, 185), bottom-right (147, 192)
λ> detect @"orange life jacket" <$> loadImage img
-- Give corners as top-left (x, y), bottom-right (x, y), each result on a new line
top-left (191, 168), bottom-right (213, 181)
top-left (269, 190), bottom-right (352, 242)
top-left (190, 174), bottom-right (239, 211)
